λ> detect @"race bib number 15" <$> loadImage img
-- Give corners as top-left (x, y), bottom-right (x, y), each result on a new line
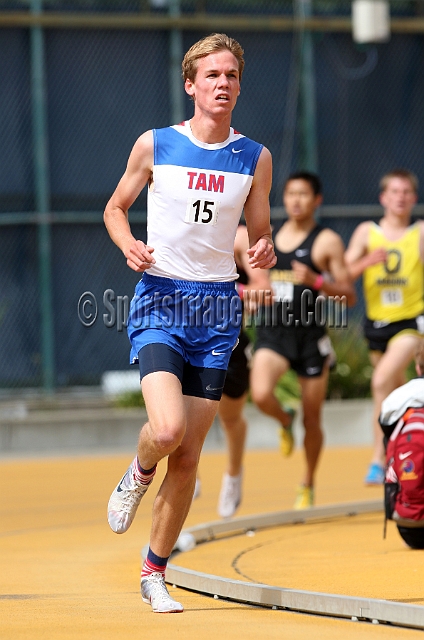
top-left (185, 198), bottom-right (219, 225)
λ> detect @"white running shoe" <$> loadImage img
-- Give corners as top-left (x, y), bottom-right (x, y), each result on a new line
top-left (107, 462), bottom-right (151, 534)
top-left (218, 472), bottom-right (242, 518)
top-left (141, 572), bottom-right (184, 613)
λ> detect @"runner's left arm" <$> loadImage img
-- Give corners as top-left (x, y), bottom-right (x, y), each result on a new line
top-left (234, 225), bottom-right (271, 309)
top-left (243, 147), bottom-right (276, 270)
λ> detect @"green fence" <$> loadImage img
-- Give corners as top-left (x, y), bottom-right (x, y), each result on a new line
top-left (2, 0), bottom-right (424, 392)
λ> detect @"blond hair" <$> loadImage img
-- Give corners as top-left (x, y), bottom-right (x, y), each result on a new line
top-left (379, 168), bottom-right (419, 194)
top-left (182, 33), bottom-right (245, 82)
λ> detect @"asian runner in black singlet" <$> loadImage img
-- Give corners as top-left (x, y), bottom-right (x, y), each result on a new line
top-left (250, 172), bottom-right (355, 510)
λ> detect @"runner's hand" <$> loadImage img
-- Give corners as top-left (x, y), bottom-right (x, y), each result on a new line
top-left (124, 239), bottom-right (155, 272)
top-left (247, 238), bottom-right (276, 269)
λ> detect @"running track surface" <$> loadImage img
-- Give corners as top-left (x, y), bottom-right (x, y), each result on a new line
top-left (1, 446), bottom-right (423, 639)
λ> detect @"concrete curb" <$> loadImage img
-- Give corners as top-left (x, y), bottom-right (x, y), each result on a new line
top-left (0, 399), bottom-right (373, 456)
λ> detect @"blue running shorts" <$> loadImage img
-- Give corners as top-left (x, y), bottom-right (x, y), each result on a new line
top-left (127, 273), bottom-right (241, 371)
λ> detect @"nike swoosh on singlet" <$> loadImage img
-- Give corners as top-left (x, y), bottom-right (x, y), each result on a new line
top-left (295, 249), bottom-right (309, 257)
top-left (399, 451), bottom-right (413, 460)
top-left (231, 149), bottom-right (243, 154)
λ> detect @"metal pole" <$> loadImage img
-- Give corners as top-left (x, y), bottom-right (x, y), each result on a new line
top-left (168, 0), bottom-right (184, 125)
top-left (30, 0), bottom-right (55, 392)
top-left (296, 0), bottom-right (318, 173)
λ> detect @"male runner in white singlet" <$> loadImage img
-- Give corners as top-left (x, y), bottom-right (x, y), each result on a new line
top-left (103, 33), bottom-right (276, 613)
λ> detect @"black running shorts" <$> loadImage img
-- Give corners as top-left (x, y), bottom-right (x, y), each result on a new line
top-left (255, 322), bottom-right (332, 378)
top-left (364, 315), bottom-right (424, 353)
top-left (223, 330), bottom-right (251, 398)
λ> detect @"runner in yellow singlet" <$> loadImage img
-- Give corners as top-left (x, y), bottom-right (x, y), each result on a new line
top-left (345, 169), bottom-right (424, 486)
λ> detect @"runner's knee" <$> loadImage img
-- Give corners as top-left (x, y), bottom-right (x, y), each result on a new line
top-left (170, 449), bottom-right (200, 480)
top-left (149, 421), bottom-right (186, 455)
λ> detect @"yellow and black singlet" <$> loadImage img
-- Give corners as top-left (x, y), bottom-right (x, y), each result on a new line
top-left (364, 222), bottom-right (424, 323)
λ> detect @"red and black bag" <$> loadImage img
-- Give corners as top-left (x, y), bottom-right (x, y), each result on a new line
top-left (385, 407), bottom-right (424, 524)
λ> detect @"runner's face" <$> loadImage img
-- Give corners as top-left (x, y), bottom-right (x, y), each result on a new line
top-left (380, 177), bottom-right (417, 217)
top-left (185, 50), bottom-right (240, 117)
top-left (283, 179), bottom-right (322, 220)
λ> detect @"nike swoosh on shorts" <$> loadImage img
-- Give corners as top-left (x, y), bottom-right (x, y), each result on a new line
top-left (206, 384), bottom-right (224, 391)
